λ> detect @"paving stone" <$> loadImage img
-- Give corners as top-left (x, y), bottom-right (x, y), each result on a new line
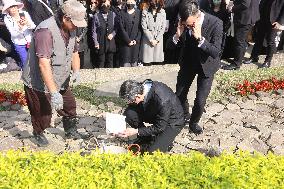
top-left (226, 103), bottom-right (240, 111)
top-left (10, 104), bottom-right (22, 111)
top-left (272, 145), bottom-right (284, 155)
top-left (205, 103), bottom-right (225, 117)
top-left (219, 136), bottom-right (240, 152)
top-left (271, 98), bottom-right (284, 109)
top-left (267, 130), bottom-right (284, 148)
top-left (0, 137), bottom-right (23, 151)
top-left (237, 137), bottom-right (269, 154)
top-left (78, 117), bottom-right (97, 125)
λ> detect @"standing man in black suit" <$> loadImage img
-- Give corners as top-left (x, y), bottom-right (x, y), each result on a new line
top-left (244, 0), bottom-right (284, 68)
top-left (167, 0), bottom-right (223, 134)
top-left (222, 0), bottom-right (260, 70)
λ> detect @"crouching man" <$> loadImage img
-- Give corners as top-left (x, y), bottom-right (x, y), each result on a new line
top-left (21, 0), bottom-right (88, 147)
top-left (117, 79), bottom-right (185, 153)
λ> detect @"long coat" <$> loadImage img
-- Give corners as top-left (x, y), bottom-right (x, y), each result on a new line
top-left (141, 9), bottom-right (166, 63)
top-left (92, 11), bottom-right (117, 54)
top-left (118, 9), bottom-right (142, 64)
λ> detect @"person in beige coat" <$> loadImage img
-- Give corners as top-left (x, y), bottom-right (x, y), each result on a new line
top-left (141, 0), bottom-right (166, 65)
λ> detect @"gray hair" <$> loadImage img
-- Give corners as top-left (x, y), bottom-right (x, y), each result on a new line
top-left (119, 80), bottom-right (144, 102)
top-left (179, 0), bottom-right (200, 22)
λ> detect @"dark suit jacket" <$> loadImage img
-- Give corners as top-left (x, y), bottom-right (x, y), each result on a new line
top-left (233, 0), bottom-right (260, 25)
top-left (118, 9), bottom-right (142, 63)
top-left (259, 0), bottom-right (284, 25)
top-left (92, 11), bottom-right (118, 54)
top-left (29, 0), bottom-right (53, 26)
top-left (167, 13), bottom-right (223, 77)
top-left (138, 80), bottom-right (185, 137)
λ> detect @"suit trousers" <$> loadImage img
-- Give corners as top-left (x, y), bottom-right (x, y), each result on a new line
top-left (123, 105), bottom-right (183, 153)
top-left (233, 24), bottom-right (253, 67)
top-left (251, 21), bottom-right (278, 63)
top-left (176, 67), bottom-right (214, 124)
top-left (24, 86), bottom-right (76, 134)
top-left (96, 52), bottom-right (114, 68)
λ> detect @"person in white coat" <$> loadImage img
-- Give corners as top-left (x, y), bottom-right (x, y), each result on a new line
top-left (141, 0), bottom-right (166, 65)
top-left (3, 0), bottom-right (36, 69)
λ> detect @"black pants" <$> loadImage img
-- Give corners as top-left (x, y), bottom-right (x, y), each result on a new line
top-left (233, 24), bottom-right (253, 67)
top-left (251, 21), bottom-right (278, 63)
top-left (96, 52), bottom-right (114, 68)
top-left (176, 67), bottom-right (214, 124)
top-left (79, 51), bottom-right (84, 69)
top-left (123, 105), bottom-right (183, 153)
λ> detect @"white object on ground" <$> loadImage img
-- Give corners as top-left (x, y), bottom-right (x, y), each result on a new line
top-left (105, 113), bottom-right (126, 134)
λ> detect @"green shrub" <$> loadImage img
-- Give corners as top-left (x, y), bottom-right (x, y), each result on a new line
top-left (0, 150), bottom-right (284, 189)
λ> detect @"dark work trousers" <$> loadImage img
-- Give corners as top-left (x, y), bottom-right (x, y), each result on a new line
top-left (176, 67), bottom-right (214, 124)
top-left (24, 85), bottom-right (77, 134)
top-left (124, 105), bottom-right (183, 153)
top-left (233, 24), bottom-right (253, 67)
top-left (251, 21), bottom-right (278, 63)
top-left (96, 52), bottom-right (114, 68)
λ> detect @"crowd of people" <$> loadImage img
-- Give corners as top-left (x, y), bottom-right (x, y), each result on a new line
top-left (1, 0), bottom-right (284, 70)
top-left (0, 0), bottom-right (284, 152)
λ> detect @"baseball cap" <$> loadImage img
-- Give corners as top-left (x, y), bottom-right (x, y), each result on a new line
top-left (61, 0), bottom-right (87, 27)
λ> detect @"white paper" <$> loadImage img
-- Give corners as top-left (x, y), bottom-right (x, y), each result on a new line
top-left (105, 113), bottom-right (126, 134)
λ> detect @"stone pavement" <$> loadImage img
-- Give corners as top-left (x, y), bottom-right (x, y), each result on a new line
top-left (1, 50), bottom-right (284, 155)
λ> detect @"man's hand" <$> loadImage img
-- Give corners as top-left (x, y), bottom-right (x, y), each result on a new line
top-left (272, 22), bottom-right (282, 30)
top-left (71, 70), bottom-right (80, 86)
top-left (117, 128), bottom-right (138, 138)
top-left (107, 34), bottom-right (114, 40)
top-left (192, 22), bottom-right (202, 40)
top-left (51, 92), bottom-right (63, 110)
top-left (128, 41), bottom-right (134, 46)
top-left (132, 40), bottom-right (136, 45)
top-left (150, 40), bottom-right (158, 46)
top-left (176, 19), bottom-right (185, 38)
top-left (95, 44), bottom-right (99, 49)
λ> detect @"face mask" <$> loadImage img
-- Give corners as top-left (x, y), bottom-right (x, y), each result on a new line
top-left (212, 0), bottom-right (221, 5)
top-left (101, 4), bottom-right (110, 13)
top-left (126, 3), bottom-right (135, 9)
top-left (150, 2), bottom-right (157, 9)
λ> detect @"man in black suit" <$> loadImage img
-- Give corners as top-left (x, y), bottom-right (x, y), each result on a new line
top-left (117, 79), bottom-right (185, 153)
top-left (167, 0), bottom-right (223, 134)
top-left (244, 0), bottom-right (284, 68)
top-left (223, 0), bottom-right (260, 70)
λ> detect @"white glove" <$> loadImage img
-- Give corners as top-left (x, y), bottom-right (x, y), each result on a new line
top-left (51, 92), bottom-right (63, 110)
top-left (71, 71), bottom-right (80, 86)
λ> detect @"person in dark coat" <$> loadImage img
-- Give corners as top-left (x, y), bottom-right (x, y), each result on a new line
top-left (92, 0), bottom-right (118, 68)
top-left (208, 0), bottom-right (231, 56)
top-left (86, 0), bottom-right (99, 68)
top-left (118, 0), bottom-right (142, 67)
top-left (222, 0), bottom-right (260, 70)
top-left (244, 0), bottom-right (284, 68)
top-left (118, 79), bottom-right (185, 153)
top-left (167, 0), bottom-right (223, 134)
top-left (26, 0), bottom-right (59, 26)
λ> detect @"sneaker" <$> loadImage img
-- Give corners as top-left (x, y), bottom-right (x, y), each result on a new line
top-left (32, 131), bottom-right (49, 147)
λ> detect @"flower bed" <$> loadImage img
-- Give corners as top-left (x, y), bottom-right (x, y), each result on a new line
top-left (0, 91), bottom-right (26, 110)
top-left (235, 77), bottom-right (284, 96)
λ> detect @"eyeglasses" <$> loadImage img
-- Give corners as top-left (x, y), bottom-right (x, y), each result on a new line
top-left (91, 1), bottom-right (98, 4)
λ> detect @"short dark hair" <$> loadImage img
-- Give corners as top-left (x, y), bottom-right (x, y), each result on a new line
top-left (119, 80), bottom-right (144, 102)
top-left (179, 0), bottom-right (199, 22)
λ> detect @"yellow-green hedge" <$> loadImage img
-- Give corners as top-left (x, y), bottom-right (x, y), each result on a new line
top-left (0, 150), bottom-right (284, 189)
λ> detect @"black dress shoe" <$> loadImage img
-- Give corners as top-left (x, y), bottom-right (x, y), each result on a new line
top-left (259, 62), bottom-right (271, 68)
top-left (243, 57), bottom-right (258, 64)
top-left (222, 64), bottom-right (240, 70)
top-left (33, 131), bottom-right (49, 147)
top-left (189, 123), bottom-right (203, 135)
